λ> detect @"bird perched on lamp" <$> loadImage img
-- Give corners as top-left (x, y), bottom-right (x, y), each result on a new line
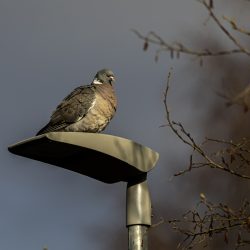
top-left (36, 69), bottom-right (117, 135)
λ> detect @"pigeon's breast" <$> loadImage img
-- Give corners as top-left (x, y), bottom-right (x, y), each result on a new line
top-left (66, 83), bottom-right (117, 132)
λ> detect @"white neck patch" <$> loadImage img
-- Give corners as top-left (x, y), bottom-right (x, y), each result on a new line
top-left (93, 79), bottom-right (103, 85)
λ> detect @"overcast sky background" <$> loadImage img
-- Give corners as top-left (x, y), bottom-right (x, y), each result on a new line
top-left (1, 0), bottom-right (248, 249)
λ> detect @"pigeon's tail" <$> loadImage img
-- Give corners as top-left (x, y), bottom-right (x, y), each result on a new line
top-left (36, 123), bottom-right (52, 135)
top-left (36, 122), bottom-right (67, 135)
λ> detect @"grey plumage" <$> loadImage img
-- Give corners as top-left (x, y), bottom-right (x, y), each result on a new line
top-left (36, 69), bottom-right (117, 135)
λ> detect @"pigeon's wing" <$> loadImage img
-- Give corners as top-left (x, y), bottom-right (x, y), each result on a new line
top-left (36, 85), bottom-right (95, 135)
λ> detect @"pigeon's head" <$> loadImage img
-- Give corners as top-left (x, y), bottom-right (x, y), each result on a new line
top-left (93, 69), bottom-right (115, 85)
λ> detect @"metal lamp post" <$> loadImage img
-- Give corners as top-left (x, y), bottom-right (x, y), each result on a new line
top-left (8, 132), bottom-right (159, 250)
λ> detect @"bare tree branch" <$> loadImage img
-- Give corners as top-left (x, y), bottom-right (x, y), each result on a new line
top-left (169, 195), bottom-right (250, 249)
top-left (133, 0), bottom-right (250, 64)
top-left (133, 29), bottom-right (244, 65)
top-left (164, 71), bottom-right (250, 179)
top-left (199, 0), bottom-right (250, 55)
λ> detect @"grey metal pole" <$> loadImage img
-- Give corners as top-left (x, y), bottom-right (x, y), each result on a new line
top-left (127, 175), bottom-right (151, 250)
top-left (128, 225), bottom-right (148, 250)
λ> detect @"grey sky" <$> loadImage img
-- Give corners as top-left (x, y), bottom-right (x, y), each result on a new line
top-left (0, 0), bottom-right (224, 249)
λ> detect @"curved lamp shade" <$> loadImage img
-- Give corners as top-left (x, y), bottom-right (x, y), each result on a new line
top-left (8, 132), bottom-right (159, 184)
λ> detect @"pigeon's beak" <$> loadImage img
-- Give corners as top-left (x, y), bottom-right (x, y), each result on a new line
top-left (109, 76), bottom-right (115, 84)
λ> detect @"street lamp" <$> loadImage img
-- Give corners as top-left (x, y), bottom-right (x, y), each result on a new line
top-left (8, 132), bottom-right (159, 250)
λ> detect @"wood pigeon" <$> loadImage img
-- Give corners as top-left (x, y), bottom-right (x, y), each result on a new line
top-left (36, 69), bottom-right (117, 135)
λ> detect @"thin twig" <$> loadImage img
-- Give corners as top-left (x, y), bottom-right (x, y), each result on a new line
top-left (199, 0), bottom-right (250, 55)
top-left (223, 16), bottom-right (250, 36)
